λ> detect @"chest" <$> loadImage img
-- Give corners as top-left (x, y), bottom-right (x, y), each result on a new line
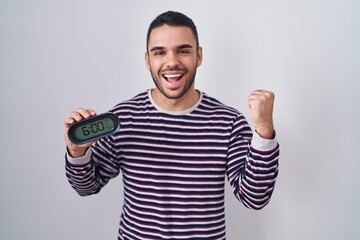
top-left (116, 115), bottom-right (232, 177)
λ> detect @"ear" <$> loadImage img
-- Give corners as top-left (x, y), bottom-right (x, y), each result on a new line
top-left (196, 47), bottom-right (203, 67)
top-left (145, 52), bottom-right (150, 70)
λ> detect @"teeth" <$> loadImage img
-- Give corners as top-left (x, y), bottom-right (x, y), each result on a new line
top-left (164, 74), bottom-right (182, 78)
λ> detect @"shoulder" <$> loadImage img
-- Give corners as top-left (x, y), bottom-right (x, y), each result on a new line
top-left (199, 92), bottom-right (242, 117)
top-left (197, 93), bottom-right (250, 132)
top-left (110, 90), bottom-right (152, 114)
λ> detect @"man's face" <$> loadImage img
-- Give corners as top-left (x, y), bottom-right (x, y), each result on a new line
top-left (145, 25), bottom-right (202, 100)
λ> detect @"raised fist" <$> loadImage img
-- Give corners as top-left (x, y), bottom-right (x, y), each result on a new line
top-left (247, 90), bottom-right (275, 139)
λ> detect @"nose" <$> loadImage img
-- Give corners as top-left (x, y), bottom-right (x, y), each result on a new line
top-left (165, 51), bottom-right (180, 69)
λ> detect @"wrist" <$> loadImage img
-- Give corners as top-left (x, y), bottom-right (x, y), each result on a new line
top-left (255, 123), bottom-right (274, 139)
top-left (67, 146), bottom-right (88, 158)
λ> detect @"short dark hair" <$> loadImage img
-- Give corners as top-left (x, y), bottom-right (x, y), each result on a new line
top-left (146, 11), bottom-right (199, 51)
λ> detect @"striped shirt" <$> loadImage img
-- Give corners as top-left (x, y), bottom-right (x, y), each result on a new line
top-left (65, 90), bottom-right (279, 240)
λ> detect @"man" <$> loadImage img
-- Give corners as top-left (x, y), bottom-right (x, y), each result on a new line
top-left (64, 11), bottom-right (279, 240)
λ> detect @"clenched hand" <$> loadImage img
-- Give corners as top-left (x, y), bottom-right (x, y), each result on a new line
top-left (247, 90), bottom-right (275, 139)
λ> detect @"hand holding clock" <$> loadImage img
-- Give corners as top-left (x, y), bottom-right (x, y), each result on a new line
top-left (64, 108), bottom-right (97, 158)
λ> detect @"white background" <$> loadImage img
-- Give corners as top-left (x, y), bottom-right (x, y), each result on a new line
top-left (1, 0), bottom-right (359, 239)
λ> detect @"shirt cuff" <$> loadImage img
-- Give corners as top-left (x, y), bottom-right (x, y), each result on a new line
top-left (251, 130), bottom-right (278, 151)
top-left (66, 148), bottom-right (92, 166)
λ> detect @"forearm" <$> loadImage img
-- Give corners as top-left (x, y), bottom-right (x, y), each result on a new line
top-left (65, 148), bottom-right (102, 196)
top-left (240, 132), bottom-right (279, 209)
top-left (65, 138), bottom-right (122, 196)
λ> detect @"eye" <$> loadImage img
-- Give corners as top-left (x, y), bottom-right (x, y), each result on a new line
top-left (154, 50), bottom-right (165, 56)
top-left (178, 49), bottom-right (190, 54)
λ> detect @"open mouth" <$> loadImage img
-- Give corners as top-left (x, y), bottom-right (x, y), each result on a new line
top-left (162, 73), bottom-right (183, 83)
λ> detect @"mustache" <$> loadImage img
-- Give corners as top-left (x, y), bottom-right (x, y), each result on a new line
top-left (160, 66), bottom-right (186, 74)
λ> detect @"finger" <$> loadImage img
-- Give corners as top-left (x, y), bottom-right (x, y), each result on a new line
top-left (248, 90), bottom-right (261, 102)
top-left (72, 108), bottom-right (97, 120)
top-left (88, 109), bottom-right (97, 116)
top-left (247, 96), bottom-right (261, 109)
top-left (248, 90), bottom-right (274, 104)
top-left (76, 107), bottom-right (92, 119)
top-left (64, 117), bottom-right (75, 128)
top-left (79, 108), bottom-right (97, 118)
top-left (64, 111), bottom-right (82, 128)
top-left (69, 111), bottom-right (85, 122)
top-left (64, 108), bottom-right (97, 128)
top-left (250, 90), bottom-right (275, 99)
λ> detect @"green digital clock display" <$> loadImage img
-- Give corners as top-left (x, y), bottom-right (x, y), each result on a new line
top-left (68, 112), bottom-right (120, 144)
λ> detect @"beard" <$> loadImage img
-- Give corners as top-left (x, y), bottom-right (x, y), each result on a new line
top-left (149, 66), bottom-right (197, 100)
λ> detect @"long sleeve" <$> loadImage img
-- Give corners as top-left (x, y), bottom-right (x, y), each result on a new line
top-left (65, 136), bottom-right (122, 196)
top-left (226, 116), bottom-right (279, 210)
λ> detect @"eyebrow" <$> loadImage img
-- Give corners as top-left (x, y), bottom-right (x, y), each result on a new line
top-left (150, 46), bottom-right (164, 52)
top-left (178, 44), bottom-right (193, 49)
top-left (150, 44), bottom-right (193, 52)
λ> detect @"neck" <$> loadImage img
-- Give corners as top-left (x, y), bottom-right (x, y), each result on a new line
top-left (151, 88), bottom-right (200, 111)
